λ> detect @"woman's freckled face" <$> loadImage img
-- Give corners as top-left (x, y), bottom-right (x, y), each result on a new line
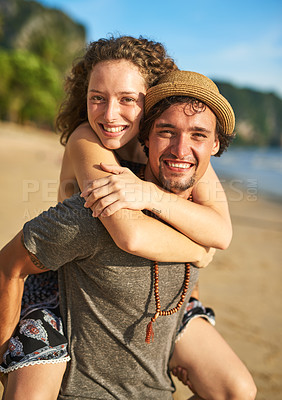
top-left (87, 59), bottom-right (147, 150)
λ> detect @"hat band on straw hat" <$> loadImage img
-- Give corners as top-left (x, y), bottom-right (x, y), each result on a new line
top-left (145, 71), bottom-right (235, 136)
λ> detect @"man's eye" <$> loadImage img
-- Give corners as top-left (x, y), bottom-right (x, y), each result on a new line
top-left (158, 130), bottom-right (174, 138)
top-left (193, 133), bottom-right (207, 139)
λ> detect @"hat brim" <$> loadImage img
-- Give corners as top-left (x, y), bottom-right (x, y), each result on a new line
top-left (145, 82), bottom-right (235, 136)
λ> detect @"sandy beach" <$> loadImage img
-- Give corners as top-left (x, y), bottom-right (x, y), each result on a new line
top-left (0, 122), bottom-right (281, 399)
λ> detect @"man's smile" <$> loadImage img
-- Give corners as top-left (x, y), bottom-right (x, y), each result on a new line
top-left (165, 161), bottom-right (194, 170)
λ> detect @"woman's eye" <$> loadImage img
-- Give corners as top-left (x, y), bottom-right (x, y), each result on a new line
top-left (90, 95), bottom-right (105, 103)
top-left (121, 97), bottom-right (136, 103)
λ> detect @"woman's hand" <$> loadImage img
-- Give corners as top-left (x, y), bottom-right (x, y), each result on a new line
top-left (81, 163), bottom-right (154, 217)
top-left (193, 247), bottom-right (216, 269)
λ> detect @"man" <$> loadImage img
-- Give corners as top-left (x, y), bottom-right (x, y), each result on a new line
top-left (0, 71), bottom-right (256, 399)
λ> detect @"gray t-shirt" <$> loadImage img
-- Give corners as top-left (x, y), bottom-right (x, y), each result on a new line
top-left (23, 194), bottom-right (199, 399)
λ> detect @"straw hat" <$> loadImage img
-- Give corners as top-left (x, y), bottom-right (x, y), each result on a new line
top-left (145, 70), bottom-right (235, 136)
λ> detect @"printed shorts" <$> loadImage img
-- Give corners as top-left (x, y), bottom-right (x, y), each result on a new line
top-left (0, 271), bottom-right (70, 374)
top-left (176, 296), bottom-right (216, 342)
top-left (0, 308), bottom-right (70, 374)
top-left (1, 273), bottom-right (215, 374)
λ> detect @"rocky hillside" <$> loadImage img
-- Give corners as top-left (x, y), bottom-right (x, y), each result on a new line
top-left (216, 82), bottom-right (282, 147)
top-left (0, 0), bottom-right (86, 72)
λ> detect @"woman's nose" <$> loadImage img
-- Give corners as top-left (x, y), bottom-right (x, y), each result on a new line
top-left (103, 99), bottom-right (119, 122)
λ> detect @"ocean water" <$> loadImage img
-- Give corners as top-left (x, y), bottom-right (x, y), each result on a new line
top-left (211, 147), bottom-right (282, 199)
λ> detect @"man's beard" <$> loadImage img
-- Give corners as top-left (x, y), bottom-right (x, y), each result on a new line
top-left (158, 165), bottom-right (197, 193)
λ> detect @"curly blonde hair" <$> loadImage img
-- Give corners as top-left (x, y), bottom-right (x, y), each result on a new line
top-left (57, 35), bottom-right (178, 145)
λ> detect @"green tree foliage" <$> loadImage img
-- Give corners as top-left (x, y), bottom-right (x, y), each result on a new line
top-left (0, 49), bottom-right (63, 126)
top-left (0, 0), bottom-right (85, 128)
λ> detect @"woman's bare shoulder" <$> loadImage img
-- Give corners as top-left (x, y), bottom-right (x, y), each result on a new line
top-left (67, 122), bottom-right (101, 145)
top-left (66, 122), bottom-right (118, 165)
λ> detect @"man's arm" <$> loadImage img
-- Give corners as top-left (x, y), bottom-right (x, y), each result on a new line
top-left (0, 230), bottom-right (49, 361)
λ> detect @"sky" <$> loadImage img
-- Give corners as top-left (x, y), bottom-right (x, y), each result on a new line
top-left (37, 0), bottom-right (282, 98)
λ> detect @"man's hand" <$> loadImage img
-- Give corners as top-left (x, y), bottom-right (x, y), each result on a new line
top-left (171, 366), bottom-right (194, 391)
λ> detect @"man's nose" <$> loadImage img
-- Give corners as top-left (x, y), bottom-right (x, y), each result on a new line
top-left (104, 99), bottom-right (119, 122)
top-left (171, 135), bottom-right (192, 159)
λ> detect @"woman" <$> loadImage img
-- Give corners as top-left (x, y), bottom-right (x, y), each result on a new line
top-left (1, 36), bottom-right (256, 400)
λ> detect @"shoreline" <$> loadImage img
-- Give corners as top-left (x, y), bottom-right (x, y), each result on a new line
top-left (211, 146), bottom-right (282, 200)
top-left (0, 123), bottom-right (281, 399)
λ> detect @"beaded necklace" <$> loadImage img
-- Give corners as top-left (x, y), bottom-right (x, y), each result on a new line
top-left (138, 165), bottom-right (191, 344)
top-left (145, 261), bottom-right (191, 343)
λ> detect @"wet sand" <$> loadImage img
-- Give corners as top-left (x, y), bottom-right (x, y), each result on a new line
top-left (0, 122), bottom-right (281, 399)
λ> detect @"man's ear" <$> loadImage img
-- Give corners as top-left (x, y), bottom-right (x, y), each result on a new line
top-left (145, 139), bottom-right (149, 149)
top-left (211, 137), bottom-right (220, 156)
